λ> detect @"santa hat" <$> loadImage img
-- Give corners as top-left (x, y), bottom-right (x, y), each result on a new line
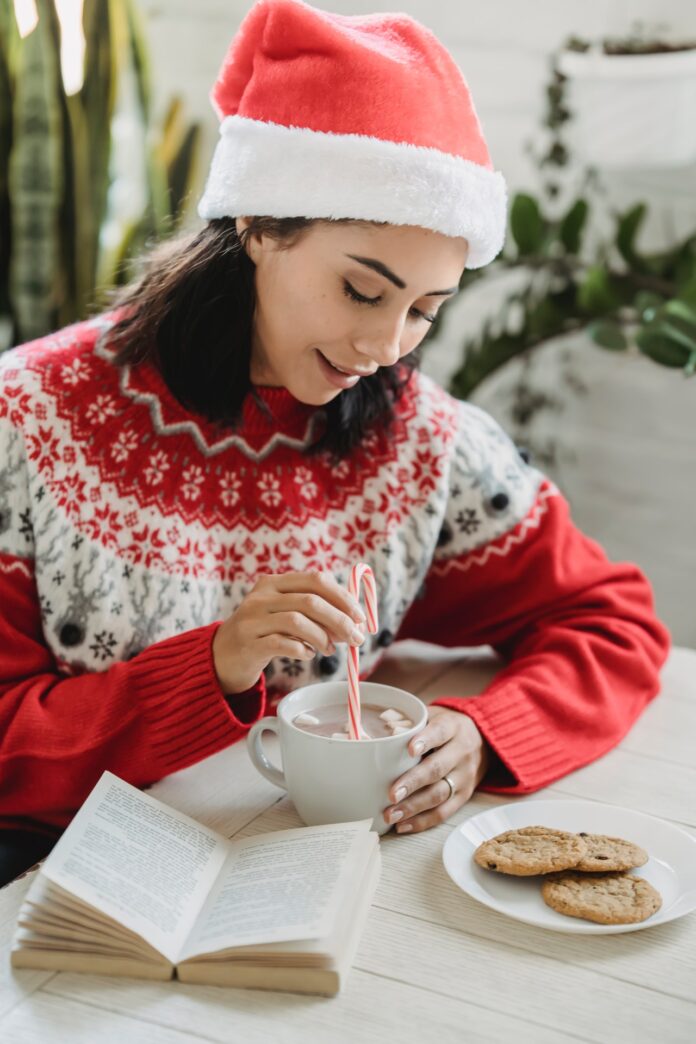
top-left (197, 0), bottom-right (507, 269)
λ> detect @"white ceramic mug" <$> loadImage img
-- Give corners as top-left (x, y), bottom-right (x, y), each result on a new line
top-left (247, 681), bottom-right (427, 835)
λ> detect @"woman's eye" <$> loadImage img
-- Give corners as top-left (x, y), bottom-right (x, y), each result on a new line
top-left (343, 280), bottom-right (381, 306)
top-left (410, 307), bottom-right (437, 325)
top-left (343, 279), bottom-right (436, 324)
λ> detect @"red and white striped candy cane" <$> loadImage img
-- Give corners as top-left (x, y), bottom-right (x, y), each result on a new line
top-left (347, 563), bottom-right (379, 740)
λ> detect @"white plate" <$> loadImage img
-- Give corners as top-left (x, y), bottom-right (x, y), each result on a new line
top-left (442, 799), bottom-right (696, 934)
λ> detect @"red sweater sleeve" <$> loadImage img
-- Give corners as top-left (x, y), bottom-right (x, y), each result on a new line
top-left (396, 482), bottom-right (671, 794)
top-left (0, 551), bottom-right (266, 833)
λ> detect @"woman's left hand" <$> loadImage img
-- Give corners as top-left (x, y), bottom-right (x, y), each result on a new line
top-left (384, 706), bottom-right (490, 834)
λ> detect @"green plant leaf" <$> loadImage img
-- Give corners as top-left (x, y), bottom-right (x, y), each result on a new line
top-left (633, 290), bottom-right (664, 320)
top-left (510, 193), bottom-right (546, 256)
top-left (616, 203), bottom-right (647, 268)
top-left (587, 319), bottom-right (627, 351)
top-left (676, 273), bottom-right (696, 308)
top-left (662, 299), bottom-right (696, 331)
top-left (9, 0), bottom-right (65, 342)
top-left (559, 198), bottom-right (588, 254)
top-left (636, 326), bottom-right (691, 368)
top-left (527, 297), bottom-right (566, 340)
top-left (577, 265), bottom-right (621, 315)
top-left (167, 123), bottom-right (201, 225)
top-left (449, 330), bottom-right (528, 399)
top-left (658, 319), bottom-right (696, 353)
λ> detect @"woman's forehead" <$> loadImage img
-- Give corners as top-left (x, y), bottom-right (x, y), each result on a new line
top-left (307, 221), bottom-right (469, 277)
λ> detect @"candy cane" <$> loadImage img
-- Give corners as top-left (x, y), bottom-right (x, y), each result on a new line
top-left (347, 563), bottom-right (379, 740)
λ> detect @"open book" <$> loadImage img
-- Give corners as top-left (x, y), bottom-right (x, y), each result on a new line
top-left (11, 772), bottom-right (381, 996)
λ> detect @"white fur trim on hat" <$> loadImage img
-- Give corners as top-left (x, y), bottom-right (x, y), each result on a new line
top-left (197, 116), bottom-right (507, 269)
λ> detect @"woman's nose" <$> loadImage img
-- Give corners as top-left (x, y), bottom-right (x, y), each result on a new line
top-left (353, 321), bottom-right (403, 368)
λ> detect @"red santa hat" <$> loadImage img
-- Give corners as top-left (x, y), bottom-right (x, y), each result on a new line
top-left (197, 0), bottom-right (507, 269)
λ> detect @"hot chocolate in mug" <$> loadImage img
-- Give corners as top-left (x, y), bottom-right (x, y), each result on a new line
top-left (247, 681), bottom-right (427, 835)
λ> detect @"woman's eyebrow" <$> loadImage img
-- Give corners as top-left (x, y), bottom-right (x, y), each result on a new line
top-left (344, 254), bottom-right (459, 296)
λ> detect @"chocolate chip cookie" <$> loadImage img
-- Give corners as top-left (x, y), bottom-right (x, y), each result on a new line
top-left (573, 832), bottom-right (648, 872)
top-left (541, 871), bottom-right (662, 924)
top-left (473, 826), bottom-right (588, 876)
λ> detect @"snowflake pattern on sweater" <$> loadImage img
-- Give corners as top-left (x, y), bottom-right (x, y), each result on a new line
top-left (0, 312), bottom-right (546, 701)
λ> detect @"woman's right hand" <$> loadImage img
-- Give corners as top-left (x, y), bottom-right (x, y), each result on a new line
top-left (211, 570), bottom-right (369, 694)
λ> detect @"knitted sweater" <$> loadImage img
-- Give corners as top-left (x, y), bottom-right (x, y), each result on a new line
top-left (0, 312), bottom-right (670, 834)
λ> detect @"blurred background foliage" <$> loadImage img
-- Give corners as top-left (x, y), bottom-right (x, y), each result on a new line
top-left (0, 0), bottom-right (201, 350)
top-left (443, 28), bottom-right (696, 399)
top-left (449, 193), bottom-right (696, 399)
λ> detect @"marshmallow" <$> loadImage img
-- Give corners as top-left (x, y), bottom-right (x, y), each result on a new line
top-left (331, 732), bottom-right (348, 740)
top-left (295, 713), bottom-right (320, 726)
top-left (391, 724), bottom-right (411, 734)
top-left (379, 708), bottom-right (404, 722)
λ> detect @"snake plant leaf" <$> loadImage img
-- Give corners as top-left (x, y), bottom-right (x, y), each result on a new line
top-left (124, 0), bottom-right (152, 125)
top-left (510, 193), bottom-right (546, 256)
top-left (559, 198), bottom-right (588, 254)
top-left (587, 319), bottom-right (627, 351)
top-left (167, 123), bottom-right (201, 225)
top-left (9, 0), bottom-right (64, 342)
top-left (93, 214), bottom-right (145, 299)
top-left (77, 0), bottom-right (131, 312)
top-left (0, 4), bottom-right (20, 325)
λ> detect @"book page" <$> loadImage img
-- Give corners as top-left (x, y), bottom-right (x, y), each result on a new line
top-left (179, 820), bottom-right (373, 960)
top-left (40, 772), bottom-right (229, 963)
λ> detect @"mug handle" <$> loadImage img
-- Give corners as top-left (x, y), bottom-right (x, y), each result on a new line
top-left (247, 717), bottom-right (287, 789)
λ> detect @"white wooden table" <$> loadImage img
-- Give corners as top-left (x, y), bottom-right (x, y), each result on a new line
top-left (1, 641), bottom-right (695, 1044)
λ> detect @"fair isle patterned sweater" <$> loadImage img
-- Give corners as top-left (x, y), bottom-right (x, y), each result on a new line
top-left (0, 312), bottom-right (670, 833)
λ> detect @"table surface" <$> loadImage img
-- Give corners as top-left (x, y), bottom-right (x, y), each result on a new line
top-left (1, 641), bottom-right (695, 1044)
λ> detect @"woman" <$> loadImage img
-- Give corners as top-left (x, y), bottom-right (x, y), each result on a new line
top-left (0, 0), bottom-right (670, 884)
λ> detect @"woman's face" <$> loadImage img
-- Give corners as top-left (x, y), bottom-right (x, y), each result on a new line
top-left (237, 218), bottom-right (468, 405)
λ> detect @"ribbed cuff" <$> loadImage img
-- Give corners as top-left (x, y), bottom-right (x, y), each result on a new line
top-left (125, 622), bottom-right (267, 775)
top-left (431, 684), bottom-right (572, 795)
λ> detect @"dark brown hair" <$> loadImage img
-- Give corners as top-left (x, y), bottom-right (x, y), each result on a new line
top-left (102, 217), bottom-right (425, 461)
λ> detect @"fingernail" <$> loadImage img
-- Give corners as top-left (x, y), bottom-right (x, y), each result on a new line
top-left (350, 627), bottom-right (365, 644)
top-left (394, 786), bottom-right (407, 802)
top-left (412, 740), bottom-right (425, 755)
top-left (388, 809), bottom-right (403, 824)
top-left (352, 606), bottom-right (367, 624)
top-left (396, 823), bottom-right (413, 833)
top-left (327, 641), bottom-right (336, 654)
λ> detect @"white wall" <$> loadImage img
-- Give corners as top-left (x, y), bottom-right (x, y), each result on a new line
top-left (137, 1), bottom-right (696, 644)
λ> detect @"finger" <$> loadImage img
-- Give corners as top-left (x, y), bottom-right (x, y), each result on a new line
top-left (256, 610), bottom-right (341, 656)
top-left (389, 723), bottom-right (458, 804)
top-left (395, 793), bottom-right (466, 833)
top-left (396, 782), bottom-right (476, 834)
top-left (383, 775), bottom-right (455, 827)
top-left (407, 713), bottom-right (458, 760)
top-left (271, 570), bottom-right (367, 626)
top-left (265, 576), bottom-right (367, 647)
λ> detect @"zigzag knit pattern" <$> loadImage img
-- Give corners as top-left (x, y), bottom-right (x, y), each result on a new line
top-left (0, 311), bottom-right (545, 695)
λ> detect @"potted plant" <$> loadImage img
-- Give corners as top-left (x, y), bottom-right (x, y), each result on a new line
top-left (426, 28), bottom-right (696, 646)
top-left (0, 0), bottom-right (201, 351)
top-left (555, 26), bottom-right (696, 168)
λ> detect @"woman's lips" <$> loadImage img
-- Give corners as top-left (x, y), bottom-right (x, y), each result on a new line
top-left (316, 350), bottom-right (362, 389)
